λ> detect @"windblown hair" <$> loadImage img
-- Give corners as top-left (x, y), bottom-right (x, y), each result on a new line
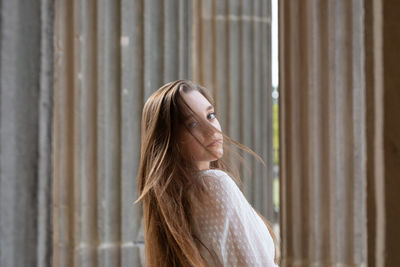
top-left (135, 80), bottom-right (278, 266)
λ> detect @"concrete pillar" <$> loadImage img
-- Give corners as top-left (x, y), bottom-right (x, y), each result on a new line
top-left (279, 0), bottom-right (366, 265)
top-left (121, 1), bottom-right (145, 266)
top-left (97, 0), bottom-right (122, 266)
top-left (364, 0), bottom-right (400, 266)
top-left (53, 0), bottom-right (192, 266)
top-left (0, 0), bottom-right (54, 267)
top-left (192, 0), bottom-right (275, 221)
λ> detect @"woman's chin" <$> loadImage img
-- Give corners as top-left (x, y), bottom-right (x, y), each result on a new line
top-left (210, 148), bottom-right (223, 160)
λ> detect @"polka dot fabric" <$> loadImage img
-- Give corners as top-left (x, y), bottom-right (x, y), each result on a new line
top-left (191, 169), bottom-right (279, 267)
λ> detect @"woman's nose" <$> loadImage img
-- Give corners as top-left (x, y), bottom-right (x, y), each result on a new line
top-left (203, 122), bottom-right (219, 137)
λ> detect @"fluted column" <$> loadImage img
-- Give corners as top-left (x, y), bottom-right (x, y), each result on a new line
top-left (121, 1), bottom-right (144, 266)
top-left (279, 0), bottom-right (365, 266)
top-left (0, 0), bottom-right (54, 267)
top-left (54, 1), bottom-right (274, 266)
top-left (364, 0), bottom-right (400, 266)
top-left (192, 0), bottom-right (275, 220)
top-left (53, 1), bottom-right (192, 266)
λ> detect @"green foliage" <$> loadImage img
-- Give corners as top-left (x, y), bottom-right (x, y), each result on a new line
top-left (273, 177), bottom-right (279, 209)
top-left (272, 101), bottom-right (280, 210)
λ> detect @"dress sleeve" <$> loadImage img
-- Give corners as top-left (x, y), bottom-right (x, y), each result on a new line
top-left (192, 170), bottom-right (278, 267)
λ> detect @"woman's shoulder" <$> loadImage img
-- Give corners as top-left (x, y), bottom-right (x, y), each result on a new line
top-left (193, 169), bottom-right (242, 214)
top-left (197, 169), bottom-right (234, 185)
top-left (196, 169), bottom-right (240, 196)
top-left (199, 168), bottom-right (229, 177)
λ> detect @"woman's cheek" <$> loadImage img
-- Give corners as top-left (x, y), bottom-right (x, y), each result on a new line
top-left (180, 132), bottom-right (203, 157)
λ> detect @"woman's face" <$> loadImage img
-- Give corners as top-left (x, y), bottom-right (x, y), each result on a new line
top-left (178, 90), bottom-right (223, 170)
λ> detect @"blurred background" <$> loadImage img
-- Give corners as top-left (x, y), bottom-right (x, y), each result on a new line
top-left (0, 0), bottom-right (399, 266)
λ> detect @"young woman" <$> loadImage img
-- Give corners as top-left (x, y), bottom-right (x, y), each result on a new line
top-left (136, 80), bottom-right (279, 266)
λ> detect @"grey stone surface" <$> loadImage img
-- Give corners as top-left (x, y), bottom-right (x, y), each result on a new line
top-left (1, 0), bottom-right (275, 266)
top-left (279, 0), bottom-right (366, 265)
top-left (0, 0), bottom-right (53, 266)
top-left (53, 1), bottom-right (193, 266)
top-left (34, 0), bottom-right (399, 266)
top-left (121, 0), bottom-right (144, 266)
top-left (365, 0), bottom-right (400, 266)
top-left (192, 0), bottom-right (274, 223)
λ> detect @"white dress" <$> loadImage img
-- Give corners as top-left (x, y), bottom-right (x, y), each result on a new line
top-left (191, 169), bottom-right (278, 267)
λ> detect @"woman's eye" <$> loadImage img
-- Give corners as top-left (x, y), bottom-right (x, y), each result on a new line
top-left (187, 112), bottom-right (215, 128)
top-left (207, 112), bottom-right (216, 120)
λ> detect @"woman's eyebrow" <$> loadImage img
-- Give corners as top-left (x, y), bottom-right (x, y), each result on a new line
top-left (183, 105), bottom-right (214, 120)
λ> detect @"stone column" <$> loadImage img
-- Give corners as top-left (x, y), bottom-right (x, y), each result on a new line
top-left (192, 0), bottom-right (275, 220)
top-left (364, 0), bottom-right (400, 266)
top-left (279, 0), bottom-right (366, 265)
top-left (53, 0), bottom-right (192, 266)
top-left (0, 0), bottom-right (54, 267)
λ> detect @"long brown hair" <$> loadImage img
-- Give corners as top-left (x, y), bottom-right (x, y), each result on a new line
top-left (135, 80), bottom-right (278, 266)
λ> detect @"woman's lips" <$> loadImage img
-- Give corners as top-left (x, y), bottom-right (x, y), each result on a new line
top-left (207, 139), bottom-right (223, 147)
